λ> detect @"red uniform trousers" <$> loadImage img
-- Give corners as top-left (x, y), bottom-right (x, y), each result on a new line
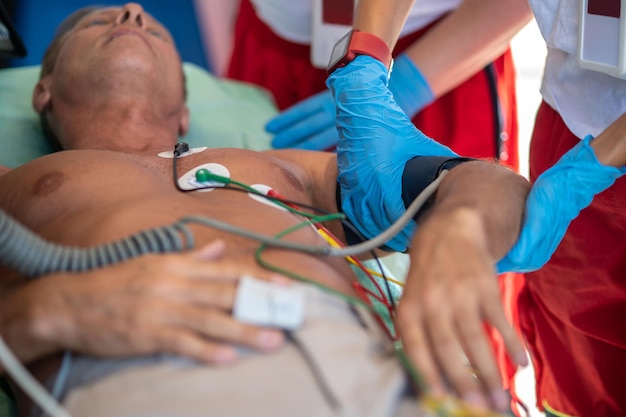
top-left (518, 101), bottom-right (626, 417)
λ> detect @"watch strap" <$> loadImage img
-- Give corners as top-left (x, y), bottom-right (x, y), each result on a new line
top-left (349, 30), bottom-right (393, 71)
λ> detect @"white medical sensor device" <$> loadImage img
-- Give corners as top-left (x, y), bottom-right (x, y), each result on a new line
top-left (578, 0), bottom-right (626, 79)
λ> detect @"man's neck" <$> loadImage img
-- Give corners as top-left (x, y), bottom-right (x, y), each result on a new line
top-left (56, 99), bottom-right (182, 154)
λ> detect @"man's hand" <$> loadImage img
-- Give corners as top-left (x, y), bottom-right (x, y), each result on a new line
top-left (397, 208), bottom-right (526, 412)
top-left (0, 240), bottom-right (286, 366)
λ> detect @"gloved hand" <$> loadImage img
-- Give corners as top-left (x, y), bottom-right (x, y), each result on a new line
top-left (387, 53), bottom-right (434, 118)
top-left (497, 135), bottom-right (626, 273)
top-left (267, 53), bottom-right (434, 150)
top-left (326, 55), bottom-right (456, 251)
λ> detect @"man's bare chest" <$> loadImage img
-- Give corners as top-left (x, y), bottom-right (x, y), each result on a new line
top-left (0, 149), bottom-right (313, 237)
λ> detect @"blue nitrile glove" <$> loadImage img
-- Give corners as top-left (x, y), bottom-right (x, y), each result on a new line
top-left (387, 53), bottom-right (434, 118)
top-left (267, 90), bottom-right (338, 150)
top-left (326, 55), bottom-right (457, 251)
top-left (267, 53), bottom-right (433, 150)
top-left (497, 135), bottom-right (626, 273)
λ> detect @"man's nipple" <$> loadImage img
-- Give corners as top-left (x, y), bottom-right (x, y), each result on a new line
top-left (32, 171), bottom-right (65, 197)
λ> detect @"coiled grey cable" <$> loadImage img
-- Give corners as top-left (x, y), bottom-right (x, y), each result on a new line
top-left (0, 209), bottom-right (195, 279)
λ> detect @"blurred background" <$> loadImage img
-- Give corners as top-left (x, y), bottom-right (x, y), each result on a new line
top-left (1, 0), bottom-right (211, 71)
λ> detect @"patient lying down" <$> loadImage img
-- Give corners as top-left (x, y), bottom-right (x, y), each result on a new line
top-left (0, 3), bottom-right (532, 416)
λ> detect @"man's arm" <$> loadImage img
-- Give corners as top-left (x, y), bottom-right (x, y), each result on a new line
top-left (0, 241), bottom-right (286, 370)
top-left (397, 161), bottom-right (529, 411)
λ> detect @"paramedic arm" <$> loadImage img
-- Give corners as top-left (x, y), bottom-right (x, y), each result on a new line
top-left (0, 240), bottom-right (285, 369)
top-left (590, 111), bottom-right (626, 167)
top-left (352, 0), bottom-right (414, 50)
top-left (404, 0), bottom-right (531, 98)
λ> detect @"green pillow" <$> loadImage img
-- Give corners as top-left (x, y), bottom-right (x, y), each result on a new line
top-left (0, 63), bottom-right (278, 168)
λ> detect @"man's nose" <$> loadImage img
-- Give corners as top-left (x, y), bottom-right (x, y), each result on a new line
top-left (115, 3), bottom-right (147, 28)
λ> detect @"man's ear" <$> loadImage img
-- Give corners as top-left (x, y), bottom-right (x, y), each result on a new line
top-left (32, 78), bottom-right (52, 113)
top-left (178, 105), bottom-right (190, 136)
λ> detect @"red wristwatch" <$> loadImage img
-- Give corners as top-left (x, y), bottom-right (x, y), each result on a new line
top-left (327, 29), bottom-right (393, 75)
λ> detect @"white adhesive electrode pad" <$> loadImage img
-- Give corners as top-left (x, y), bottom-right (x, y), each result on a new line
top-left (177, 163), bottom-right (230, 192)
top-left (158, 146), bottom-right (208, 159)
top-left (578, 0), bottom-right (626, 79)
top-left (233, 276), bottom-right (306, 330)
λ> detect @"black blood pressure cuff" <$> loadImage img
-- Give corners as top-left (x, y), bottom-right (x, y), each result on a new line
top-left (337, 156), bottom-right (474, 248)
top-left (401, 155), bottom-right (473, 215)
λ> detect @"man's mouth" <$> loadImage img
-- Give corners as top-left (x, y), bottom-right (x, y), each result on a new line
top-left (106, 28), bottom-right (150, 47)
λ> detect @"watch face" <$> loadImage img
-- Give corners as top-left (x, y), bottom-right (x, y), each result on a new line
top-left (327, 29), bottom-right (353, 70)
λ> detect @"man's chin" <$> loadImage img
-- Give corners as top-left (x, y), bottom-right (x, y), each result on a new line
top-left (101, 54), bottom-right (159, 79)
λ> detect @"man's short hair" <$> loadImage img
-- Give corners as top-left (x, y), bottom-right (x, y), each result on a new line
top-left (37, 5), bottom-right (187, 149)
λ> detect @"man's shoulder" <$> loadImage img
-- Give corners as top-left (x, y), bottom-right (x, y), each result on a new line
top-left (1, 149), bottom-right (133, 177)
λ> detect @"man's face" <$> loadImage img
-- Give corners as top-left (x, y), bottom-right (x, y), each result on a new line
top-left (46, 3), bottom-right (185, 107)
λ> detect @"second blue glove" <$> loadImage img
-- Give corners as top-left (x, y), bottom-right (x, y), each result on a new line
top-left (267, 90), bottom-right (338, 150)
top-left (497, 135), bottom-right (626, 273)
top-left (267, 53), bottom-right (434, 150)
